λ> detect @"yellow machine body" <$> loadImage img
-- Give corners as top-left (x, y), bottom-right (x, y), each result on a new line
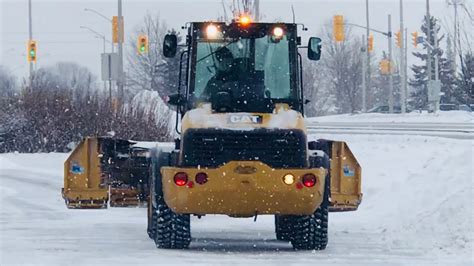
top-left (162, 161), bottom-right (326, 217)
top-left (158, 104), bottom-right (362, 215)
top-left (62, 105), bottom-right (362, 214)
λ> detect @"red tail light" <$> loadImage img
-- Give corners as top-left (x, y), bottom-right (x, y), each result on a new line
top-left (195, 172), bottom-right (208, 185)
top-left (174, 172), bottom-right (188, 186)
top-left (302, 174), bottom-right (316, 187)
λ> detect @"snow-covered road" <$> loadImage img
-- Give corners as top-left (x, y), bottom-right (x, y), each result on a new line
top-left (307, 111), bottom-right (474, 139)
top-left (1, 134), bottom-right (473, 265)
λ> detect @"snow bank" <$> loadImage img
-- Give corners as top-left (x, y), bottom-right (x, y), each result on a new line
top-left (308, 111), bottom-right (473, 123)
top-left (310, 133), bottom-right (473, 259)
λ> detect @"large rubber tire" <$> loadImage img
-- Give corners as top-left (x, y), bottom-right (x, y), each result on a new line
top-left (154, 200), bottom-right (191, 249)
top-left (290, 182), bottom-right (329, 250)
top-left (275, 215), bottom-right (294, 241)
top-left (147, 149), bottom-right (161, 239)
top-left (290, 175), bottom-right (329, 250)
top-left (149, 150), bottom-right (191, 249)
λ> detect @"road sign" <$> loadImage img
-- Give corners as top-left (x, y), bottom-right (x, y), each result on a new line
top-left (101, 53), bottom-right (119, 81)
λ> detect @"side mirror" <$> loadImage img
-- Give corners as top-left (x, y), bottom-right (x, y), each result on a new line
top-left (308, 37), bottom-right (322, 61)
top-left (163, 34), bottom-right (177, 58)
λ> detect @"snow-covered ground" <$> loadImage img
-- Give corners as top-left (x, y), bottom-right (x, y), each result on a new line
top-left (1, 134), bottom-right (473, 265)
top-left (307, 111), bottom-right (473, 124)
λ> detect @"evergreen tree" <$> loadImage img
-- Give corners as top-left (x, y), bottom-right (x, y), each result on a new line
top-left (458, 52), bottom-right (474, 104)
top-left (439, 36), bottom-right (458, 103)
top-left (409, 16), bottom-right (444, 109)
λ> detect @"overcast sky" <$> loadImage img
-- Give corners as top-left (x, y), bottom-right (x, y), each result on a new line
top-left (0, 0), bottom-right (470, 80)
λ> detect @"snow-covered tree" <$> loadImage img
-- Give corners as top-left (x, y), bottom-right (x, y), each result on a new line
top-left (409, 15), bottom-right (444, 109)
top-left (409, 15), bottom-right (461, 108)
top-left (439, 36), bottom-right (458, 103)
top-left (0, 66), bottom-right (17, 99)
top-left (127, 13), bottom-right (183, 101)
top-left (320, 22), bottom-right (364, 113)
top-left (303, 57), bottom-right (335, 117)
top-left (458, 52), bottom-right (474, 104)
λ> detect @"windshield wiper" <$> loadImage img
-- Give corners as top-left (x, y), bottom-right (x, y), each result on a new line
top-left (196, 39), bottom-right (240, 63)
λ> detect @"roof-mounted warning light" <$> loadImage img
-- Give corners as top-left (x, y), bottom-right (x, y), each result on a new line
top-left (239, 15), bottom-right (251, 26)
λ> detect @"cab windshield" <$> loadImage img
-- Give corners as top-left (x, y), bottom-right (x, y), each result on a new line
top-left (190, 25), bottom-right (296, 112)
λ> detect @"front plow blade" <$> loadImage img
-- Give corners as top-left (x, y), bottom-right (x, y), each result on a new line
top-left (327, 141), bottom-right (363, 212)
top-left (62, 137), bottom-right (108, 209)
top-left (62, 137), bottom-right (150, 209)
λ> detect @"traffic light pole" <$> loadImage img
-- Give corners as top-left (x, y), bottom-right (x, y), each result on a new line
top-left (365, 0), bottom-right (370, 113)
top-left (347, 16), bottom-right (395, 113)
top-left (434, 26), bottom-right (440, 112)
top-left (388, 14), bottom-right (394, 114)
top-left (28, 0), bottom-right (33, 85)
top-left (404, 28), bottom-right (408, 111)
top-left (399, 0), bottom-right (406, 114)
top-left (361, 34), bottom-right (367, 112)
top-left (117, 0), bottom-right (124, 102)
top-left (426, 0), bottom-right (433, 111)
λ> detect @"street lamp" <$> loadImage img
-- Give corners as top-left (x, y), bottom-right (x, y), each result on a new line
top-left (84, 8), bottom-right (114, 53)
top-left (80, 26), bottom-right (110, 54)
top-left (84, 8), bottom-right (111, 22)
top-left (80, 26), bottom-right (111, 92)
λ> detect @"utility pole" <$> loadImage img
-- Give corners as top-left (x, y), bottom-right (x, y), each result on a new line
top-left (399, 0), bottom-right (406, 113)
top-left (434, 24), bottom-right (440, 112)
top-left (453, 1), bottom-right (458, 74)
top-left (117, 0), bottom-right (124, 102)
top-left (426, 0), bottom-right (433, 111)
top-left (28, 0), bottom-right (33, 85)
top-left (447, 0), bottom-right (463, 75)
top-left (362, 34), bottom-right (367, 112)
top-left (388, 14), bottom-right (394, 114)
top-left (404, 27), bottom-right (408, 109)
top-left (364, 0), bottom-right (370, 113)
top-left (362, 0), bottom-right (370, 113)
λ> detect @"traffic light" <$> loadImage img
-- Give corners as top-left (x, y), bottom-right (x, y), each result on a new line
top-left (379, 59), bottom-right (393, 75)
top-left (395, 31), bottom-right (402, 48)
top-left (137, 34), bottom-right (149, 54)
top-left (112, 16), bottom-right (124, 43)
top-left (412, 31), bottom-right (418, 48)
top-left (27, 40), bottom-right (37, 63)
top-left (368, 34), bottom-right (374, 52)
top-left (333, 15), bottom-right (344, 42)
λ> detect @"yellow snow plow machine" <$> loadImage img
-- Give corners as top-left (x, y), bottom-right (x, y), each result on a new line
top-left (62, 17), bottom-right (362, 250)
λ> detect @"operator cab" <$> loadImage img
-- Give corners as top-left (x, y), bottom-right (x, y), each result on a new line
top-left (164, 17), bottom-right (322, 115)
